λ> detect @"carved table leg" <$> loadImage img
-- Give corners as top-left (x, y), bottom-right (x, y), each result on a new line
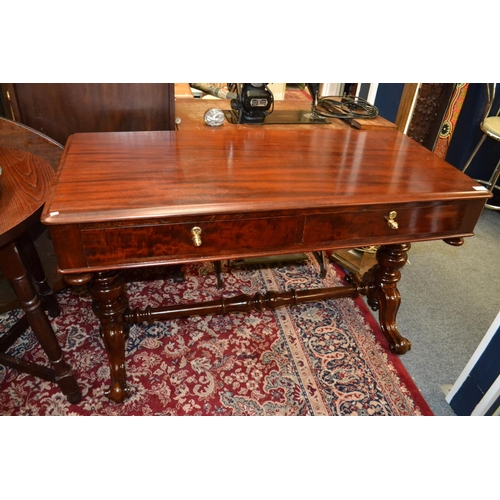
top-left (363, 243), bottom-right (412, 354)
top-left (90, 271), bottom-right (130, 403)
top-left (0, 241), bottom-right (82, 403)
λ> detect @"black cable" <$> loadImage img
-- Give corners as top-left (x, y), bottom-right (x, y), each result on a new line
top-left (313, 95), bottom-right (379, 120)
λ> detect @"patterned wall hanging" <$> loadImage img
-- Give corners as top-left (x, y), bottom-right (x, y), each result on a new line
top-left (433, 83), bottom-right (469, 159)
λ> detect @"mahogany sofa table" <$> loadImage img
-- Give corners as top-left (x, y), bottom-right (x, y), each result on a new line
top-left (41, 128), bottom-right (490, 403)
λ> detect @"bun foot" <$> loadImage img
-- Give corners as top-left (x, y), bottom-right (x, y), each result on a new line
top-left (105, 383), bottom-right (130, 403)
top-left (387, 334), bottom-right (412, 355)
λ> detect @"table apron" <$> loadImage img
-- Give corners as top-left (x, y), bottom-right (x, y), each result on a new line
top-left (47, 199), bottom-right (485, 274)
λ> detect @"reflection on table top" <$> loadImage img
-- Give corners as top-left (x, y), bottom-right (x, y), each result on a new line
top-left (174, 99), bottom-right (396, 132)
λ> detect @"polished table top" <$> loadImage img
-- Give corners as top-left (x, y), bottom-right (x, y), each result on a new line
top-left (42, 127), bottom-right (488, 226)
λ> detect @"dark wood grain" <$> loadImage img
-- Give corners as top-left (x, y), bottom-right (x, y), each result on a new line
top-left (3, 83), bottom-right (176, 146)
top-left (42, 128), bottom-right (489, 224)
top-left (0, 117), bottom-right (63, 171)
top-left (0, 146), bottom-right (55, 245)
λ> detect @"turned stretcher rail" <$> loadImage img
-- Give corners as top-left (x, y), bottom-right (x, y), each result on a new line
top-left (123, 283), bottom-right (367, 325)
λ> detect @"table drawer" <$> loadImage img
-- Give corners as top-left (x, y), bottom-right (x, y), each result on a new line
top-left (303, 202), bottom-right (468, 246)
top-left (81, 215), bottom-right (301, 266)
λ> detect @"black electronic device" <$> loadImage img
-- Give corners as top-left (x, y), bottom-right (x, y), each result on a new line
top-left (230, 83), bottom-right (274, 123)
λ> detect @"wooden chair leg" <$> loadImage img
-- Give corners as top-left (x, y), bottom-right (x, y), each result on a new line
top-left (16, 231), bottom-right (60, 317)
top-left (0, 241), bottom-right (81, 403)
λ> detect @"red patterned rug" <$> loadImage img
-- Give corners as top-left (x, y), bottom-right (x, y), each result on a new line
top-left (0, 255), bottom-right (432, 415)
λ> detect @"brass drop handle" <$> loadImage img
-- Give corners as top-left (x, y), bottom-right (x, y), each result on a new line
top-left (385, 211), bottom-right (398, 230)
top-left (191, 226), bottom-right (202, 247)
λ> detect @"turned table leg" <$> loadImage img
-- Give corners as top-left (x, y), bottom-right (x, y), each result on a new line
top-left (90, 271), bottom-right (130, 403)
top-left (0, 241), bottom-right (82, 403)
top-left (363, 243), bottom-right (412, 354)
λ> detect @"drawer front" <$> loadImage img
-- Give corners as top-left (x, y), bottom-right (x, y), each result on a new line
top-left (81, 216), bottom-right (301, 266)
top-left (303, 202), bottom-right (469, 246)
top-left (64, 200), bottom-right (477, 272)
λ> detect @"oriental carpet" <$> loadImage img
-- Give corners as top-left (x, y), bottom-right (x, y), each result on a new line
top-left (0, 255), bottom-right (432, 415)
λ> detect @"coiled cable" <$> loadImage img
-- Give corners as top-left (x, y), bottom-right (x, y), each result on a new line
top-left (313, 95), bottom-right (379, 120)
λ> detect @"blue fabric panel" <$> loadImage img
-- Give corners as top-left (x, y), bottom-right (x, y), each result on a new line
top-left (374, 83), bottom-right (404, 123)
top-left (468, 323), bottom-right (500, 393)
top-left (450, 376), bottom-right (485, 416)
